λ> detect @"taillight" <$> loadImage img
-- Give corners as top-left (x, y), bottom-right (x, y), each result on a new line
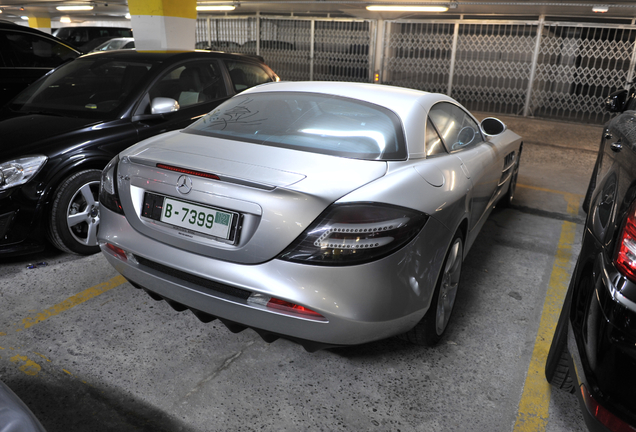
top-left (99, 155), bottom-right (124, 215)
top-left (278, 203), bottom-right (428, 266)
top-left (580, 384), bottom-right (636, 432)
top-left (104, 242), bottom-right (137, 264)
top-left (247, 293), bottom-right (326, 321)
top-left (614, 201), bottom-right (636, 282)
top-left (105, 243), bottom-right (128, 261)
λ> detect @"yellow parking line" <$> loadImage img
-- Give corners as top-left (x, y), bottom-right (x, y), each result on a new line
top-left (518, 183), bottom-right (585, 199)
top-left (12, 275), bottom-right (127, 333)
top-left (513, 188), bottom-right (579, 431)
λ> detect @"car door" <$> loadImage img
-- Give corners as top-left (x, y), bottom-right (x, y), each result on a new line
top-left (133, 59), bottom-right (233, 142)
top-left (428, 102), bottom-right (503, 242)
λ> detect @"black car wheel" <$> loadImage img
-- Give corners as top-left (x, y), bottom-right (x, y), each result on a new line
top-left (402, 232), bottom-right (463, 346)
top-left (545, 284), bottom-right (575, 393)
top-left (47, 169), bottom-right (102, 255)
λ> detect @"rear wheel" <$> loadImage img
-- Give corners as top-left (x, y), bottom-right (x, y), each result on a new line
top-left (47, 169), bottom-right (102, 255)
top-left (402, 233), bottom-right (463, 346)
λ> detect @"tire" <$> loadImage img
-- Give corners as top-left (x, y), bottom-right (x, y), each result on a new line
top-left (500, 146), bottom-right (522, 207)
top-left (402, 232), bottom-right (463, 346)
top-left (545, 285), bottom-right (575, 393)
top-left (47, 169), bottom-right (102, 255)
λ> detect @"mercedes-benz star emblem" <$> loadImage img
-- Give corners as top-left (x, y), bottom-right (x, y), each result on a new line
top-left (176, 175), bottom-right (193, 195)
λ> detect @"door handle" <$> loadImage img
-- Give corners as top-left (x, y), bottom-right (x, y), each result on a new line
top-left (610, 140), bottom-right (622, 152)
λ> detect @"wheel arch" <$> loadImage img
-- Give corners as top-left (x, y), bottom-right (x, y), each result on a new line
top-left (41, 156), bottom-right (112, 209)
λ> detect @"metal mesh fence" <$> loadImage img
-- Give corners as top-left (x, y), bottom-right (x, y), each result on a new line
top-left (383, 22), bottom-right (454, 94)
top-left (530, 24), bottom-right (636, 124)
top-left (313, 20), bottom-right (373, 82)
top-left (451, 23), bottom-right (537, 115)
top-left (196, 16), bottom-right (636, 125)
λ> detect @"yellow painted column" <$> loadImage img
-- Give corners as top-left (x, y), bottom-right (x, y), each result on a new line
top-left (128, 0), bottom-right (197, 51)
top-left (28, 16), bottom-right (51, 34)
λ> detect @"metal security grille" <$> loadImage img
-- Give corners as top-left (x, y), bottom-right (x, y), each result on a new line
top-left (195, 17), bottom-right (257, 51)
top-left (258, 18), bottom-right (312, 81)
top-left (197, 17), bottom-right (374, 82)
top-left (451, 23), bottom-right (537, 115)
top-left (313, 20), bottom-right (374, 82)
top-left (383, 21), bottom-right (454, 94)
top-left (196, 16), bottom-right (636, 125)
top-left (529, 23), bottom-right (636, 124)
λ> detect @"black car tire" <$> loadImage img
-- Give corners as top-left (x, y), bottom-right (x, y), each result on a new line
top-left (401, 232), bottom-right (463, 346)
top-left (47, 169), bottom-right (102, 255)
top-left (545, 286), bottom-right (575, 393)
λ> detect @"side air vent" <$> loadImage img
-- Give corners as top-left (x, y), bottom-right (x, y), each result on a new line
top-left (498, 151), bottom-right (517, 187)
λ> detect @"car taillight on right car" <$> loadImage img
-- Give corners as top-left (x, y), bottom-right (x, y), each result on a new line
top-left (614, 201), bottom-right (636, 282)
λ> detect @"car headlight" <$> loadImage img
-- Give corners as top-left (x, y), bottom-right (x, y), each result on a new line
top-left (0, 156), bottom-right (47, 191)
top-left (278, 203), bottom-right (428, 266)
top-left (99, 155), bottom-right (123, 214)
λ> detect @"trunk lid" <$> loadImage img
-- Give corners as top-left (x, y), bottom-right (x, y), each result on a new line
top-left (117, 131), bottom-right (388, 264)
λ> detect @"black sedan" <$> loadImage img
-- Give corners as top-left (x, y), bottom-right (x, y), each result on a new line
top-left (0, 50), bottom-right (278, 256)
top-left (546, 88), bottom-right (636, 431)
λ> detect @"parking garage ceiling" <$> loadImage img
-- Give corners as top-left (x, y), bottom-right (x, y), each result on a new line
top-left (0, 1), bottom-right (636, 22)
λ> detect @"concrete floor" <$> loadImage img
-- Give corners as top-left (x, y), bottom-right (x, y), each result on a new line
top-left (0, 115), bottom-right (603, 432)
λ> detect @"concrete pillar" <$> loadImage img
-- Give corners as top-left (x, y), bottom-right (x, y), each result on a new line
top-left (128, 0), bottom-right (197, 51)
top-left (28, 16), bottom-right (51, 34)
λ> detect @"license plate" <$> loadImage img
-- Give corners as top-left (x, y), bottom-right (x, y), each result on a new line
top-left (159, 197), bottom-right (236, 240)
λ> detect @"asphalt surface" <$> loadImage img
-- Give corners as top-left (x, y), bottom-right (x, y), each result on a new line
top-left (0, 114), bottom-right (603, 432)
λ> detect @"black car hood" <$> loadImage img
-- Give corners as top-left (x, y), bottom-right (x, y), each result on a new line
top-left (0, 113), bottom-right (104, 160)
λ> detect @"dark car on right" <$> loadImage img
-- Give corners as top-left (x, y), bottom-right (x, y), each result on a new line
top-left (546, 88), bottom-right (636, 432)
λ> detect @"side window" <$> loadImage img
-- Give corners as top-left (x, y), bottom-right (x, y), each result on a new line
top-left (1, 31), bottom-right (77, 68)
top-left (224, 60), bottom-right (272, 93)
top-left (428, 102), bottom-right (481, 152)
top-left (425, 118), bottom-right (447, 156)
top-left (142, 60), bottom-right (227, 113)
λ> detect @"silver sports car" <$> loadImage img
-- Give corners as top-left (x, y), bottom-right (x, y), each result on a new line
top-left (98, 82), bottom-right (523, 351)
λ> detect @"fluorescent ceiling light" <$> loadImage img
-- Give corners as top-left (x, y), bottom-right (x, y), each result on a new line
top-left (60, 16), bottom-right (71, 23)
top-left (196, 5), bottom-right (235, 11)
top-left (592, 5), bottom-right (609, 12)
top-left (366, 5), bottom-right (449, 12)
top-left (56, 5), bottom-right (94, 11)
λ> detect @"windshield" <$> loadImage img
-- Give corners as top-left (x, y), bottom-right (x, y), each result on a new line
top-left (185, 92), bottom-right (406, 160)
top-left (9, 57), bottom-right (155, 119)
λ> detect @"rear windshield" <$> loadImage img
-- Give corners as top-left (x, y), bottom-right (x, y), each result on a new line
top-left (184, 92), bottom-right (406, 160)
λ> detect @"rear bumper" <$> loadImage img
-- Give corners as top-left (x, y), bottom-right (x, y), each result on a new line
top-left (98, 206), bottom-right (453, 349)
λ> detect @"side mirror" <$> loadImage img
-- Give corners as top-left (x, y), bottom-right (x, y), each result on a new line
top-left (151, 97), bottom-right (180, 115)
top-left (605, 89), bottom-right (628, 113)
top-left (480, 117), bottom-right (506, 137)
